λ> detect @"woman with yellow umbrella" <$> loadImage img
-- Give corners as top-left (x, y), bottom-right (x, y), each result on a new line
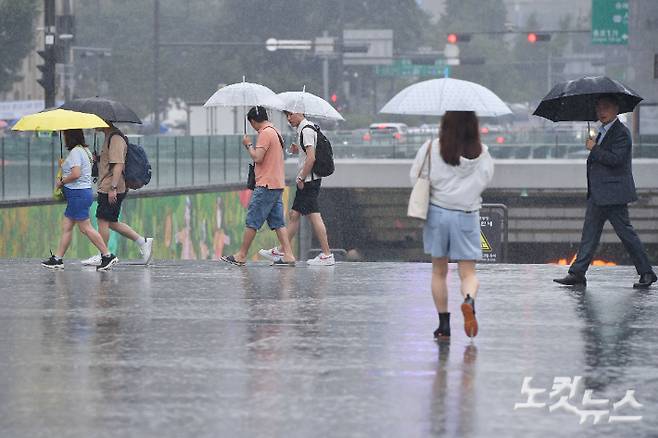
top-left (13, 109), bottom-right (119, 271)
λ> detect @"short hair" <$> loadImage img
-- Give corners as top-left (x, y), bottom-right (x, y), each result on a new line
top-left (247, 106), bottom-right (268, 123)
top-left (595, 94), bottom-right (619, 108)
top-left (63, 129), bottom-right (87, 151)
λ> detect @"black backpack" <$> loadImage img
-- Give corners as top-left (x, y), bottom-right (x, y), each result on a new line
top-left (300, 124), bottom-right (334, 178)
top-left (108, 132), bottom-right (152, 190)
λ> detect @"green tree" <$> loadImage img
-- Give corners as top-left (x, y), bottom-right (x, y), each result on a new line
top-left (0, 0), bottom-right (40, 94)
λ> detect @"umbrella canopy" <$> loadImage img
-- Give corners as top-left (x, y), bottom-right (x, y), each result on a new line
top-left (203, 80), bottom-right (284, 109)
top-left (60, 97), bottom-right (142, 124)
top-left (379, 78), bottom-right (512, 117)
top-left (12, 109), bottom-right (109, 131)
top-left (533, 76), bottom-right (643, 122)
top-left (267, 91), bottom-right (344, 121)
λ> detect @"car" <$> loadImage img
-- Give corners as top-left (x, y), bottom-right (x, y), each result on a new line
top-left (365, 123), bottom-right (408, 143)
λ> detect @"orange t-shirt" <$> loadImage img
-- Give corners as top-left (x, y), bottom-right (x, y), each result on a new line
top-left (254, 123), bottom-right (285, 189)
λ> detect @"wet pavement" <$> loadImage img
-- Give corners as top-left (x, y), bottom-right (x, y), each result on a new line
top-left (0, 260), bottom-right (656, 438)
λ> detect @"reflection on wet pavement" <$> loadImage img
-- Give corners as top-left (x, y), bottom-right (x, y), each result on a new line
top-left (0, 260), bottom-right (656, 437)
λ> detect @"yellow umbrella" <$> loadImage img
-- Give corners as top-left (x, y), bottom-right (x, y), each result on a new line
top-left (12, 108), bottom-right (109, 131)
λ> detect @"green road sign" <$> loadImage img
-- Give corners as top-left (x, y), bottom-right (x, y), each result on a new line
top-left (376, 59), bottom-right (447, 77)
top-left (592, 0), bottom-right (629, 45)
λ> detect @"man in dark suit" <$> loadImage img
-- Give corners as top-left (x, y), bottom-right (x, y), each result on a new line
top-left (554, 94), bottom-right (656, 288)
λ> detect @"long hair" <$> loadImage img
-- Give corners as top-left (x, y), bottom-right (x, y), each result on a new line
top-left (63, 129), bottom-right (87, 151)
top-left (438, 111), bottom-right (482, 166)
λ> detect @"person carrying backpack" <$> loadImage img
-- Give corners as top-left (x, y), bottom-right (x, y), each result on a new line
top-left (259, 111), bottom-right (335, 266)
top-left (81, 122), bottom-right (153, 266)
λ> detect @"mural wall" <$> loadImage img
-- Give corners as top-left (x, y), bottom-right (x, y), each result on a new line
top-left (0, 188), bottom-right (292, 261)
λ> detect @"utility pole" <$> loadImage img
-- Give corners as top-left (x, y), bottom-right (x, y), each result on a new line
top-left (153, 0), bottom-right (160, 133)
top-left (321, 31), bottom-right (330, 101)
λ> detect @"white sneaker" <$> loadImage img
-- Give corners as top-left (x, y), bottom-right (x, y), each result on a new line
top-left (140, 238), bottom-right (154, 265)
top-left (258, 247), bottom-right (284, 261)
top-left (306, 253), bottom-right (335, 266)
top-left (81, 254), bottom-right (102, 266)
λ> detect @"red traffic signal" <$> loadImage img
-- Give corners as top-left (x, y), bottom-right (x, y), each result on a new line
top-left (527, 32), bottom-right (551, 43)
top-left (447, 33), bottom-right (472, 44)
top-left (330, 93), bottom-right (338, 104)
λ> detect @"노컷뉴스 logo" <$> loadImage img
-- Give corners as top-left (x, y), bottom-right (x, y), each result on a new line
top-left (514, 376), bottom-right (642, 424)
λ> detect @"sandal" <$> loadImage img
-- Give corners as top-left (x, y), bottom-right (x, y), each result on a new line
top-left (221, 255), bottom-right (246, 266)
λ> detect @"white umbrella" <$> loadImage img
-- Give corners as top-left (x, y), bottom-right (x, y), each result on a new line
top-left (203, 78), bottom-right (284, 109)
top-left (267, 89), bottom-right (344, 121)
top-left (203, 77), bottom-right (284, 133)
top-left (379, 78), bottom-right (512, 117)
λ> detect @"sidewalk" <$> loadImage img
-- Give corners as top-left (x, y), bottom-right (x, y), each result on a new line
top-left (0, 260), bottom-right (656, 437)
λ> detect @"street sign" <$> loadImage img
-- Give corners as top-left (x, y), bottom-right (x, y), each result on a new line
top-left (265, 38), bottom-right (312, 51)
top-left (375, 59), bottom-right (448, 77)
top-left (314, 36), bottom-right (335, 55)
top-left (592, 0), bottom-right (629, 45)
top-left (443, 43), bottom-right (459, 58)
top-left (479, 205), bottom-right (508, 263)
top-left (343, 29), bottom-right (393, 66)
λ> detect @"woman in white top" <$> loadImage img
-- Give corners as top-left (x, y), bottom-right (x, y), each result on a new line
top-left (410, 111), bottom-right (494, 339)
top-left (42, 129), bottom-right (118, 271)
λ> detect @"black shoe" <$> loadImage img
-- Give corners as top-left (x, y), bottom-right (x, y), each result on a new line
top-left (461, 295), bottom-right (478, 338)
top-left (633, 271), bottom-right (657, 289)
top-left (434, 312), bottom-right (451, 339)
top-left (553, 273), bottom-right (586, 286)
top-left (97, 254), bottom-right (118, 271)
top-left (41, 251), bottom-right (63, 270)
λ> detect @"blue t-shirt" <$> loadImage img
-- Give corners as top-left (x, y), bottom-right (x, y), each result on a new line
top-left (62, 146), bottom-right (93, 189)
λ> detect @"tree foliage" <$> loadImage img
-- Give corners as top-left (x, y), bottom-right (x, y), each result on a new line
top-left (0, 0), bottom-right (40, 94)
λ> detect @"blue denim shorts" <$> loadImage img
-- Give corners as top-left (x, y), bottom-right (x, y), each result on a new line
top-left (245, 187), bottom-right (285, 230)
top-left (423, 204), bottom-right (482, 260)
top-left (63, 187), bottom-right (94, 221)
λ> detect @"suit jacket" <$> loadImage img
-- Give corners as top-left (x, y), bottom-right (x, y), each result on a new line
top-left (586, 119), bottom-right (638, 206)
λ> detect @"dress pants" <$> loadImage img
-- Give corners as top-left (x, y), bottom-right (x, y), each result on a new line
top-left (570, 200), bottom-right (653, 276)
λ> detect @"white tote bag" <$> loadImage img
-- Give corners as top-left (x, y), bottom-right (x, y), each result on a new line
top-left (407, 142), bottom-right (431, 220)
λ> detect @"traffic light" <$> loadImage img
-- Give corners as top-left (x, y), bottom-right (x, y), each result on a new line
top-left (37, 47), bottom-right (56, 107)
top-left (447, 33), bottom-right (472, 44)
top-left (527, 33), bottom-right (551, 43)
top-left (330, 93), bottom-right (338, 104)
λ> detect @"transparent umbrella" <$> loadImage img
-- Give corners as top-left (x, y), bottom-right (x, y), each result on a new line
top-left (266, 88), bottom-right (344, 121)
top-left (203, 77), bottom-right (284, 133)
top-left (379, 78), bottom-right (512, 117)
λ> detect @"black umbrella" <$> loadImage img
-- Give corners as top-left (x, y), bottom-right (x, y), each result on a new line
top-left (59, 97), bottom-right (142, 124)
top-left (533, 76), bottom-right (643, 122)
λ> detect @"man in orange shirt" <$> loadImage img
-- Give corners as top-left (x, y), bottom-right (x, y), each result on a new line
top-left (221, 106), bottom-right (296, 267)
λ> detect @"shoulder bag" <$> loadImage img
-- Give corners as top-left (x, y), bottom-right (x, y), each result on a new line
top-left (407, 141), bottom-right (432, 220)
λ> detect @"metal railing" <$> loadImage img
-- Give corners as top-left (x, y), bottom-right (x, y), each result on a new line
top-left (1, 133), bottom-right (657, 202)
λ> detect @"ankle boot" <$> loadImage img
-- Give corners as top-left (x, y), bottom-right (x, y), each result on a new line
top-left (434, 312), bottom-right (451, 339)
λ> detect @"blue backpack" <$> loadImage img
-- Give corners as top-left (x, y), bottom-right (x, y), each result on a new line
top-left (108, 132), bottom-right (152, 190)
